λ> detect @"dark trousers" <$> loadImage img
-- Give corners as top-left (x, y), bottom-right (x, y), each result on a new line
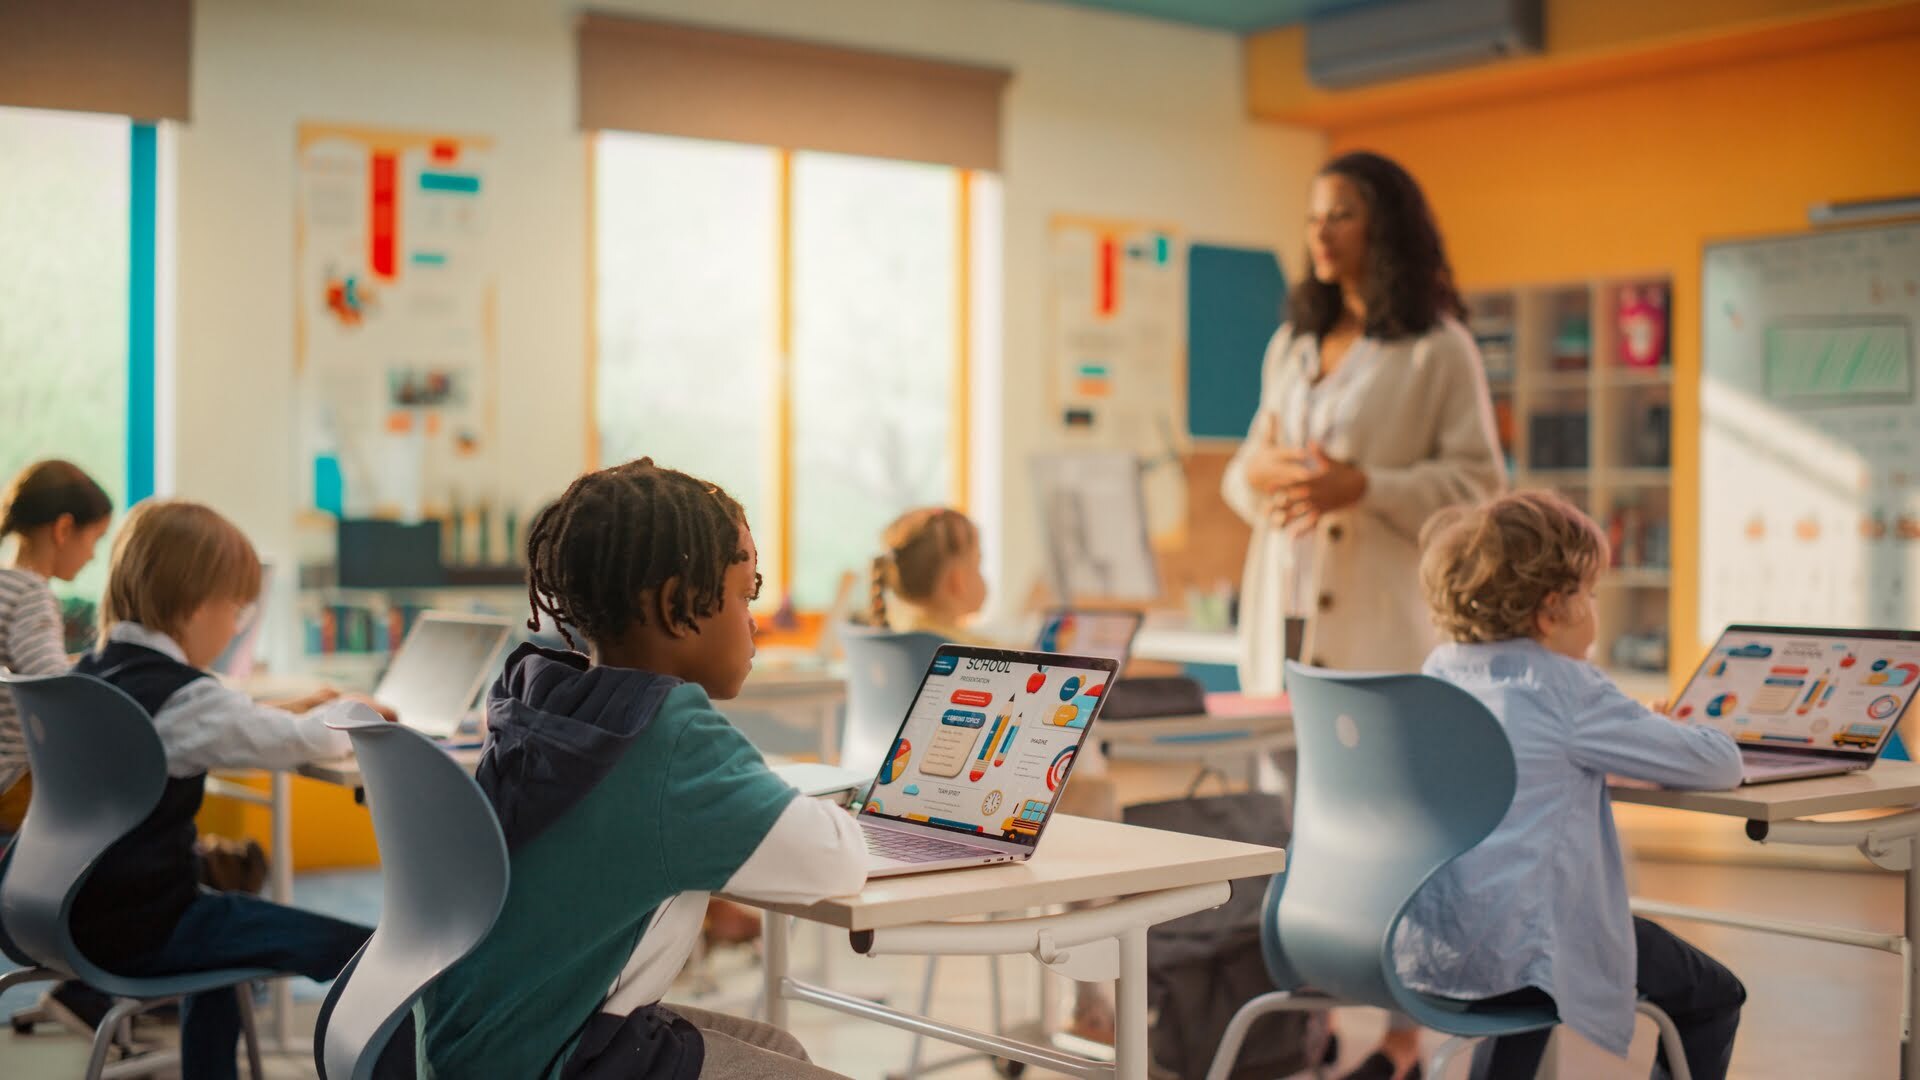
top-left (1469, 917), bottom-right (1745, 1080)
top-left (112, 891), bottom-right (370, 1080)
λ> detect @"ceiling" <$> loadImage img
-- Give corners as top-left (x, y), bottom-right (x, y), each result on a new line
top-left (1022, 0), bottom-right (1380, 34)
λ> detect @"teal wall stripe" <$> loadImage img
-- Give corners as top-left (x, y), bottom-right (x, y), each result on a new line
top-left (128, 123), bottom-right (157, 504)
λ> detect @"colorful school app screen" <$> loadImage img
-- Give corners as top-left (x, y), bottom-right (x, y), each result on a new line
top-left (1675, 633), bottom-right (1920, 752)
top-left (1034, 611), bottom-right (1136, 664)
top-left (864, 652), bottom-right (1108, 845)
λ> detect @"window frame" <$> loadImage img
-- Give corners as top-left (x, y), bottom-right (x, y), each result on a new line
top-left (587, 134), bottom-right (990, 616)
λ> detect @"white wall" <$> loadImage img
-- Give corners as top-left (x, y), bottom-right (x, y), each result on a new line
top-left (176, 0), bottom-right (1323, 609)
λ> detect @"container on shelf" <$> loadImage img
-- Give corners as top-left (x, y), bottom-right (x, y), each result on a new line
top-left (1614, 282), bottom-right (1670, 369)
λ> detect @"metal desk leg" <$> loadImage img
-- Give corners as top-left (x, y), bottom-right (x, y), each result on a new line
top-left (1115, 926), bottom-right (1149, 1080)
top-left (818, 700), bottom-right (839, 764)
top-left (270, 771), bottom-right (294, 1050)
top-left (1907, 843), bottom-right (1920, 1080)
top-left (764, 910), bottom-right (791, 1029)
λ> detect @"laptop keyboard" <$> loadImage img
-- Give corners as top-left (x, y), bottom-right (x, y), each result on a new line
top-left (863, 824), bottom-right (991, 863)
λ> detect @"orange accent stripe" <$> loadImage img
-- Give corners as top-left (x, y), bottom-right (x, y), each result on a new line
top-left (774, 149), bottom-right (795, 598)
top-left (952, 170), bottom-right (972, 512)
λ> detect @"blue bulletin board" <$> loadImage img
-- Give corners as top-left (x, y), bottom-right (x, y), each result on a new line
top-left (1188, 244), bottom-right (1285, 440)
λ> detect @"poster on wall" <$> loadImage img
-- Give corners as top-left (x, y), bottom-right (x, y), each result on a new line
top-left (1046, 215), bottom-right (1187, 542)
top-left (1700, 222), bottom-right (1920, 640)
top-left (295, 123), bottom-right (497, 520)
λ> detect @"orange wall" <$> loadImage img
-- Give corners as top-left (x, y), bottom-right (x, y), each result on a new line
top-left (1324, 29), bottom-right (1920, 682)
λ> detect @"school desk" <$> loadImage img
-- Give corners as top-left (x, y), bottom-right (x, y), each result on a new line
top-left (1612, 762), bottom-right (1920, 1077)
top-left (723, 814), bottom-right (1286, 1080)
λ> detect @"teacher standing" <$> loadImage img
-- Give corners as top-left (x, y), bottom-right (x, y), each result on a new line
top-left (1224, 150), bottom-right (1505, 698)
top-left (1225, 150), bottom-right (1506, 1080)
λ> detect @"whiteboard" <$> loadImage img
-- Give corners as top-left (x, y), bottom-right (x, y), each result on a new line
top-left (1700, 223), bottom-right (1920, 640)
top-left (1030, 450), bottom-right (1160, 602)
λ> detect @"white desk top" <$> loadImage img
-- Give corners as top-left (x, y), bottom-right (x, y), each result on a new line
top-left (297, 745), bottom-right (487, 789)
top-left (1609, 761), bottom-right (1920, 822)
top-left (722, 814), bottom-right (1285, 932)
top-left (1098, 709), bottom-right (1291, 743)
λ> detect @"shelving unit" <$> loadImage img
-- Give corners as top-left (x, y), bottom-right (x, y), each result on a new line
top-left (1468, 275), bottom-right (1675, 683)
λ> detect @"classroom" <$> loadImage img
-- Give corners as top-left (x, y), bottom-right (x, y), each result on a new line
top-left (2, 0), bottom-right (1919, 1077)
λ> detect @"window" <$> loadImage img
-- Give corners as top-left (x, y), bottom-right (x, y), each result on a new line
top-left (594, 134), bottom-right (778, 530)
top-left (595, 132), bottom-right (998, 610)
top-left (0, 106), bottom-right (151, 614)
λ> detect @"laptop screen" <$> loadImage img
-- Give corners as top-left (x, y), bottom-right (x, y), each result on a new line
top-left (1676, 625), bottom-right (1920, 758)
top-left (377, 613), bottom-right (514, 737)
top-left (861, 645), bottom-right (1119, 848)
top-left (1033, 609), bottom-right (1143, 668)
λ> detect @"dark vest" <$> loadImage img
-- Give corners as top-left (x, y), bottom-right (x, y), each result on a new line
top-left (69, 642), bottom-right (209, 969)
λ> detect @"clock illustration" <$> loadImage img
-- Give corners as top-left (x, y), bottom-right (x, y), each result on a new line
top-left (981, 790), bottom-right (1003, 815)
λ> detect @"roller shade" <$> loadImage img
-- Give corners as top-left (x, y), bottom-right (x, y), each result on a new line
top-left (0, 0), bottom-right (191, 121)
top-left (577, 13), bottom-right (1009, 171)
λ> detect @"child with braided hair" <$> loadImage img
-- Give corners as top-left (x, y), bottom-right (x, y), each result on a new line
top-left (868, 506), bottom-right (991, 643)
top-left (421, 458), bottom-right (863, 1080)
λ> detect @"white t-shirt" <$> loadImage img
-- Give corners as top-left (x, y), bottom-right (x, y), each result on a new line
top-left (0, 567), bottom-right (69, 792)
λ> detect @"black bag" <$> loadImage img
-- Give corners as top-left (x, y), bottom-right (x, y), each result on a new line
top-left (1124, 792), bottom-right (1318, 1080)
top-left (1100, 675), bottom-right (1208, 720)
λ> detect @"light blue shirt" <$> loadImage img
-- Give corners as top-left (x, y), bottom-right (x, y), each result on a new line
top-left (1393, 639), bottom-right (1743, 1056)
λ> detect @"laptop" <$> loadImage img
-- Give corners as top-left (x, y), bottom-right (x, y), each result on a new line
top-left (376, 611), bottom-right (516, 740)
top-left (1674, 625), bottom-right (1920, 785)
top-left (856, 644), bottom-right (1120, 877)
top-left (211, 564), bottom-right (273, 681)
top-left (1032, 608), bottom-right (1144, 668)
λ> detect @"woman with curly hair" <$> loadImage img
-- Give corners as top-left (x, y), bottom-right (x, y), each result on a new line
top-left (1222, 151), bottom-right (1506, 1080)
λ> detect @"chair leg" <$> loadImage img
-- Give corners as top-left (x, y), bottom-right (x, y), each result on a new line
top-left (987, 953), bottom-right (1004, 1036)
top-left (84, 999), bottom-right (145, 1080)
top-left (0, 965), bottom-right (58, 995)
top-left (1427, 1034), bottom-right (1480, 1080)
top-left (1534, 1027), bottom-right (1560, 1080)
top-left (1635, 1001), bottom-right (1692, 1080)
top-left (237, 982), bottom-right (265, 1080)
top-left (902, 955), bottom-right (939, 1079)
top-left (1203, 991), bottom-right (1313, 1080)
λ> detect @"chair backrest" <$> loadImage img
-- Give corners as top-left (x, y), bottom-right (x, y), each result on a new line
top-left (0, 671), bottom-right (169, 984)
top-left (837, 628), bottom-right (946, 774)
top-left (316, 711), bottom-right (509, 1080)
top-left (1268, 663), bottom-right (1519, 1029)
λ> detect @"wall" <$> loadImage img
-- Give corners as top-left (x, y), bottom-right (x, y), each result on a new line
top-left (1320, 26), bottom-right (1920, 682)
top-left (175, 0), bottom-right (1322, 865)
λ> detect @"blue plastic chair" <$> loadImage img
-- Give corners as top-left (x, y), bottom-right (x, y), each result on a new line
top-left (313, 709), bottom-right (509, 1080)
top-left (1205, 663), bottom-right (1690, 1080)
top-left (0, 671), bottom-right (267, 1080)
top-left (836, 627), bottom-right (946, 774)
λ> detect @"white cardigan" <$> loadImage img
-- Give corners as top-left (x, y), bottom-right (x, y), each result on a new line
top-left (1222, 317), bottom-right (1505, 693)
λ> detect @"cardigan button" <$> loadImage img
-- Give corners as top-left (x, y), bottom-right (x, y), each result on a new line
top-left (1318, 592), bottom-right (1334, 612)
top-left (1327, 524), bottom-right (1344, 542)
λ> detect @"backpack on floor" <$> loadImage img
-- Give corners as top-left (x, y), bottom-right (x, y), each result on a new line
top-left (1125, 792), bottom-right (1321, 1080)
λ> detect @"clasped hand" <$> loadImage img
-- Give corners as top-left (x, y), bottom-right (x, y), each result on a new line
top-left (1244, 441), bottom-right (1367, 535)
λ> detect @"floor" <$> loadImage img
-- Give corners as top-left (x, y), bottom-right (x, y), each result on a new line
top-left (2, 760), bottom-right (1909, 1079)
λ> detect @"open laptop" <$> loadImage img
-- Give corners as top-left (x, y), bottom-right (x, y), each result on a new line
top-left (211, 564), bottom-right (273, 681)
top-left (1033, 608), bottom-right (1144, 668)
top-left (377, 611), bottom-right (516, 740)
top-left (857, 644), bottom-right (1120, 877)
top-left (1674, 625), bottom-right (1920, 784)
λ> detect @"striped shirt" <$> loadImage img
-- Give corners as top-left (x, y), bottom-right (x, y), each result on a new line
top-left (0, 567), bottom-right (71, 792)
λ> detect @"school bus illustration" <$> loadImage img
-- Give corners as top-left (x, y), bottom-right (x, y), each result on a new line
top-left (1833, 723), bottom-right (1884, 749)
